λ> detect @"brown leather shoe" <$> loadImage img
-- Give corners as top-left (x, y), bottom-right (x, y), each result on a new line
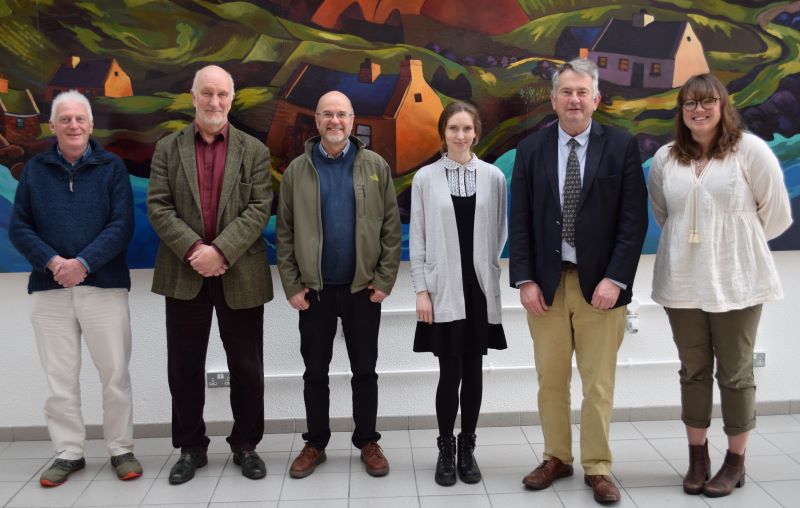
top-left (584, 475), bottom-right (621, 504)
top-left (683, 440), bottom-right (710, 494)
top-left (703, 450), bottom-right (745, 497)
top-left (360, 441), bottom-right (389, 477)
top-left (289, 444), bottom-right (326, 479)
top-left (522, 457), bottom-right (574, 489)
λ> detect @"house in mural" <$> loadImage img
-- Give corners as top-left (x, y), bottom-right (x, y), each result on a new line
top-left (267, 56), bottom-right (443, 176)
top-left (555, 27), bottom-right (603, 61)
top-left (45, 56), bottom-right (133, 101)
top-left (0, 77), bottom-right (41, 145)
top-left (589, 10), bottom-right (709, 89)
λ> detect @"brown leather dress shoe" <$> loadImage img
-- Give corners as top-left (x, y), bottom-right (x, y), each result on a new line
top-left (522, 457), bottom-right (574, 489)
top-left (289, 444), bottom-right (326, 479)
top-left (360, 441), bottom-right (390, 476)
top-left (584, 475), bottom-right (621, 504)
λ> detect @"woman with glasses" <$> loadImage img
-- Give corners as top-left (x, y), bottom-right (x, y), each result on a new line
top-left (410, 101), bottom-right (507, 486)
top-left (648, 73), bottom-right (792, 498)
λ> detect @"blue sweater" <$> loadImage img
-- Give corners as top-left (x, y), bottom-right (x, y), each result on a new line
top-left (9, 139), bottom-right (134, 293)
top-left (312, 142), bottom-right (357, 285)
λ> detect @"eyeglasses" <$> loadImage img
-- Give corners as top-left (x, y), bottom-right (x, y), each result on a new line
top-left (315, 111), bottom-right (354, 120)
top-left (681, 97), bottom-right (720, 111)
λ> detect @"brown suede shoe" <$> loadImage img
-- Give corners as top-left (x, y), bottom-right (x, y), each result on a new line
top-left (584, 475), bottom-right (621, 504)
top-left (289, 444), bottom-right (326, 479)
top-left (522, 457), bottom-right (574, 489)
top-left (360, 441), bottom-right (390, 477)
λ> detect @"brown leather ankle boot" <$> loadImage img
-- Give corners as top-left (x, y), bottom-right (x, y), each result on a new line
top-left (683, 440), bottom-right (710, 494)
top-left (703, 449), bottom-right (745, 497)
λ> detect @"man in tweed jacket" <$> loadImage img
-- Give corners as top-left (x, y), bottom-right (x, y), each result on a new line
top-left (147, 65), bottom-right (273, 485)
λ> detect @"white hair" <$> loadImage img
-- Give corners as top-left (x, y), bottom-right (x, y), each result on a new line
top-left (191, 65), bottom-right (235, 96)
top-left (552, 58), bottom-right (600, 98)
top-left (50, 90), bottom-right (93, 123)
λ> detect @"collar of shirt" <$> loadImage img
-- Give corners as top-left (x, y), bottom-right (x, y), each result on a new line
top-left (557, 120), bottom-right (592, 149)
top-left (56, 143), bottom-right (92, 168)
top-left (194, 121), bottom-right (229, 144)
top-left (318, 139), bottom-right (351, 159)
top-left (441, 152), bottom-right (478, 172)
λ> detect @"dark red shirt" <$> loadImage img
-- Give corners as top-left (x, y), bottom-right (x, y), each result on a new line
top-left (194, 122), bottom-right (229, 241)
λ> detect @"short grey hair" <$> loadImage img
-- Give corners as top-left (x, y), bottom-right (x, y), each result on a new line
top-left (50, 90), bottom-right (93, 123)
top-left (552, 58), bottom-right (600, 98)
top-left (191, 65), bottom-right (235, 96)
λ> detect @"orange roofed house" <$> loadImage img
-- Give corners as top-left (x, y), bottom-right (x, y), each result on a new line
top-left (45, 56), bottom-right (133, 101)
top-left (268, 56), bottom-right (443, 176)
top-left (0, 76), bottom-right (41, 145)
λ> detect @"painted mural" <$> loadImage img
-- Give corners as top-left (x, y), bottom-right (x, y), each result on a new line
top-left (1, 0), bottom-right (799, 272)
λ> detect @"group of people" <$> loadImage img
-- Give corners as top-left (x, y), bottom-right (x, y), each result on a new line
top-left (8, 58), bottom-right (791, 504)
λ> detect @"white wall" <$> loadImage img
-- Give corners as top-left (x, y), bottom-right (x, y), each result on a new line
top-left (1, 252), bottom-right (799, 429)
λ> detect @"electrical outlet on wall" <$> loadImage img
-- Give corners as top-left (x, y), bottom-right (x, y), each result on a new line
top-left (206, 371), bottom-right (231, 388)
top-left (753, 351), bottom-right (766, 368)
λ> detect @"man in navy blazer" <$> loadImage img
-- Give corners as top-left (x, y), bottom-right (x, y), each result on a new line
top-left (509, 59), bottom-right (647, 504)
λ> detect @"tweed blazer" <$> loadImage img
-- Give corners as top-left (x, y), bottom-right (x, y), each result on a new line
top-left (147, 123), bottom-right (273, 309)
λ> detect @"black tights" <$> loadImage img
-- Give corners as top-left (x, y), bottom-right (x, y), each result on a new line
top-left (436, 354), bottom-right (483, 437)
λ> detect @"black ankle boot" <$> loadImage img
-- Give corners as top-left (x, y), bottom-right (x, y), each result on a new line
top-left (435, 435), bottom-right (456, 486)
top-left (457, 432), bottom-right (481, 483)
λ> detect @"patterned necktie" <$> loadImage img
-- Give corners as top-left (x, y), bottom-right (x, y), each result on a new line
top-left (562, 138), bottom-right (581, 247)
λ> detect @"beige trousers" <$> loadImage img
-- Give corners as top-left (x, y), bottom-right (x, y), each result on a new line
top-left (527, 268), bottom-right (625, 475)
top-left (31, 286), bottom-right (134, 460)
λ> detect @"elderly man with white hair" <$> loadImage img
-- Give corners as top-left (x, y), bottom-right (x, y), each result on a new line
top-left (9, 90), bottom-right (141, 487)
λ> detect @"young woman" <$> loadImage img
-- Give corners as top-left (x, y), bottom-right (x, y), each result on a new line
top-left (410, 101), bottom-right (508, 486)
top-left (648, 73), bottom-right (792, 498)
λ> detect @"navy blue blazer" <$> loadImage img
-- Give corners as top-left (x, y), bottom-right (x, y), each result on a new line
top-left (509, 121), bottom-right (648, 308)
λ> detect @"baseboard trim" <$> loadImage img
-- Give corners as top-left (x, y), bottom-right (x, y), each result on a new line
top-left (3, 401), bottom-right (798, 441)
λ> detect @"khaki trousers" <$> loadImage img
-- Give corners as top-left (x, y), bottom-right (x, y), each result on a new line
top-left (527, 268), bottom-right (625, 475)
top-left (31, 286), bottom-right (134, 460)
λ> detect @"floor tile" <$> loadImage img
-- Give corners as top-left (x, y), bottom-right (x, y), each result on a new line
top-left (132, 438), bottom-right (175, 457)
top-left (156, 453), bottom-right (230, 479)
top-left (352, 447), bottom-right (413, 471)
top-left (745, 454), bottom-right (800, 481)
top-left (140, 475), bottom-right (218, 504)
top-left (758, 479), bottom-right (800, 507)
top-left (480, 466), bottom-right (530, 494)
top-left (632, 420), bottom-right (686, 439)
top-left (610, 439), bottom-right (662, 462)
top-left (350, 469), bottom-right (417, 498)
top-left (207, 436), bottom-right (235, 454)
top-left (521, 425), bottom-right (545, 444)
top-left (488, 491), bottom-right (563, 508)
top-left (471, 426), bottom-right (528, 445)
top-left (608, 422), bottom-right (645, 440)
top-left (211, 503), bottom-right (278, 508)
top-left (557, 486), bottom-right (637, 507)
top-left (0, 458), bottom-right (50, 482)
top-left (0, 482), bottom-right (25, 506)
top-left (409, 429), bottom-right (439, 448)
top-left (98, 454), bottom-right (169, 480)
top-left (6, 479), bottom-right (90, 507)
top-left (411, 447), bottom-right (440, 470)
top-left (256, 433), bottom-right (295, 453)
top-left (467, 444), bottom-right (538, 469)
top-left (210, 474), bottom-right (282, 502)
top-left (277, 500), bottom-right (345, 508)
top-left (348, 497), bottom-right (419, 508)
top-left (756, 415), bottom-right (800, 434)
top-left (378, 430), bottom-right (412, 449)
top-left (83, 440), bottom-right (112, 458)
top-left (0, 441), bottom-right (55, 459)
top-left (223, 450), bottom-right (290, 476)
top-left (761, 431), bottom-right (800, 455)
top-left (73, 477), bottom-right (156, 507)
top-left (416, 469), bottom-right (486, 496)
top-left (0, 442), bottom-right (10, 454)
top-left (418, 494), bottom-right (490, 507)
top-left (624, 486), bottom-right (707, 507)
top-left (612, 460), bottom-right (682, 488)
top-left (279, 471), bottom-right (349, 500)
top-left (703, 481), bottom-right (782, 507)
top-left (709, 432), bottom-right (783, 456)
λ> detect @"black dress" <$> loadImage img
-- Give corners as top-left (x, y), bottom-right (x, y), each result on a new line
top-left (413, 194), bottom-right (507, 356)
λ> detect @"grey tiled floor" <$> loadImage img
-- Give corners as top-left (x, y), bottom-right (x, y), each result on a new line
top-left (1, 415), bottom-right (799, 507)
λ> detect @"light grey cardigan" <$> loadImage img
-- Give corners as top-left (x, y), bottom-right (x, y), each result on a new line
top-left (410, 156), bottom-right (508, 323)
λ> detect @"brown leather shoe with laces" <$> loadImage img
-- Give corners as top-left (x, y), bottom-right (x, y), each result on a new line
top-left (522, 457), bottom-right (574, 489)
top-left (360, 441), bottom-right (390, 476)
top-left (584, 475), bottom-right (621, 504)
top-left (289, 444), bottom-right (326, 479)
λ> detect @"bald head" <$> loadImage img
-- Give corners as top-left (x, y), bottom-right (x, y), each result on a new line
top-left (315, 90), bottom-right (355, 156)
top-left (191, 65), bottom-right (235, 137)
top-left (192, 65), bottom-right (235, 96)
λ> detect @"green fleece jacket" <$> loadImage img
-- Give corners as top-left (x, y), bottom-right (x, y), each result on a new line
top-left (276, 136), bottom-right (402, 299)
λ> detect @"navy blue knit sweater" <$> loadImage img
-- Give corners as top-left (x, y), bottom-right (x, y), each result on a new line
top-left (9, 139), bottom-right (134, 293)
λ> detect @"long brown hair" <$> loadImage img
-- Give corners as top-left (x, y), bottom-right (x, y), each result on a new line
top-left (671, 73), bottom-right (744, 164)
top-left (437, 100), bottom-right (482, 152)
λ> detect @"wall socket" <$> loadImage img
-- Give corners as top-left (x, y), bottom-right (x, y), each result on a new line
top-left (753, 351), bottom-right (766, 368)
top-left (206, 371), bottom-right (231, 388)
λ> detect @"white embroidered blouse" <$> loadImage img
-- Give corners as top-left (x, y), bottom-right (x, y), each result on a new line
top-left (648, 132), bottom-right (792, 312)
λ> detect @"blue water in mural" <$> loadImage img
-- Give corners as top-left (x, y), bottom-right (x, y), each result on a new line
top-left (1, 134), bottom-right (798, 272)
